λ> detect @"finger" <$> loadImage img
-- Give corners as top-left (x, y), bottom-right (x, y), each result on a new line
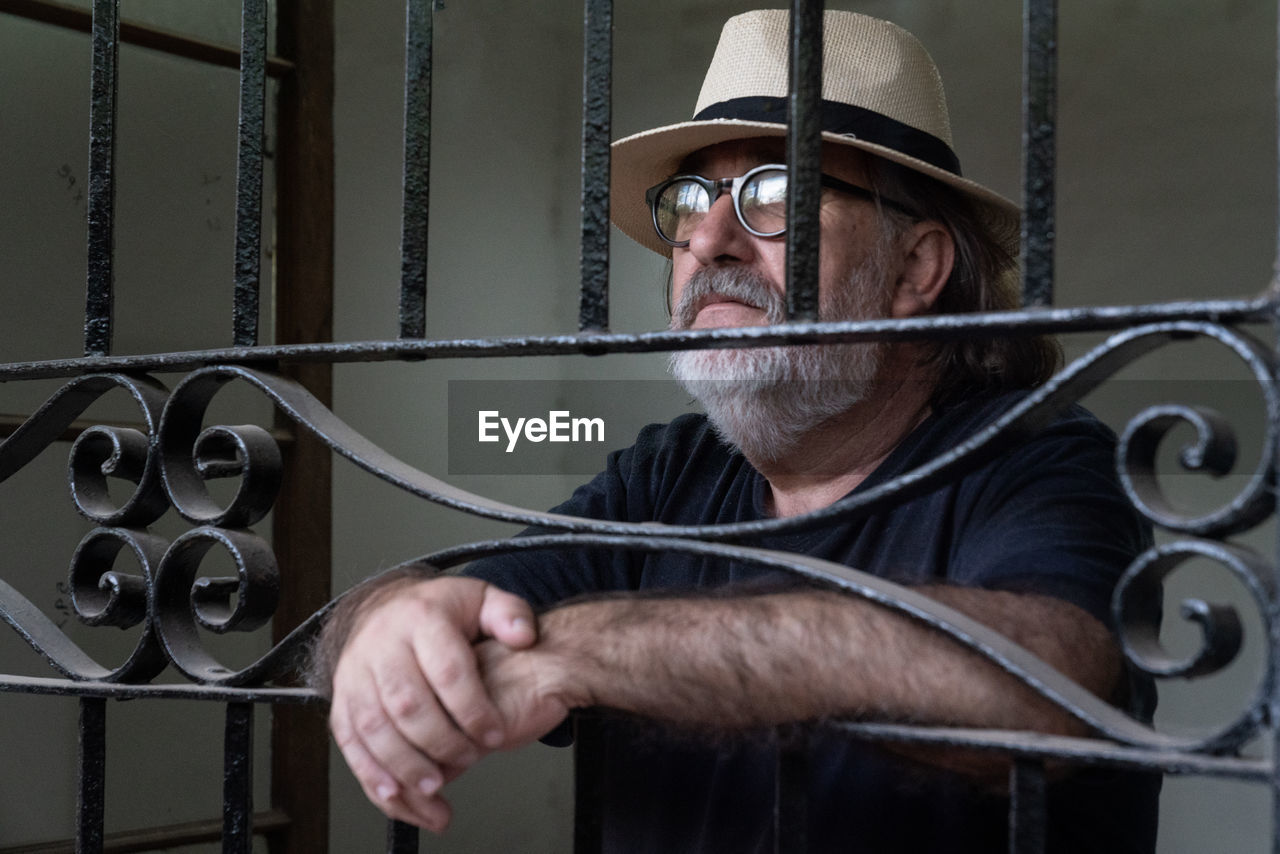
top-left (334, 643), bottom-right (459, 784)
top-left (413, 617), bottom-right (508, 750)
top-left (332, 681), bottom-right (453, 829)
top-left (343, 741), bottom-right (453, 833)
top-left (333, 670), bottom-right (459, 829)
top-left (372, 650), bottom-right (486, 768)
top-left (477, 584), bottom-right (538, 648)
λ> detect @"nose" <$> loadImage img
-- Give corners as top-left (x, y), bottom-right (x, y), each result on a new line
top-left (684, 192), bottom-right (757, 267)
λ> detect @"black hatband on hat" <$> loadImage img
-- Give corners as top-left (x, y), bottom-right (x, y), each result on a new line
top-left (693, 96), bottom-right (963, 177)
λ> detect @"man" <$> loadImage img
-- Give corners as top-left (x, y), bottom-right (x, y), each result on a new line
top-left (313, 10), bottom-right (1158, 851)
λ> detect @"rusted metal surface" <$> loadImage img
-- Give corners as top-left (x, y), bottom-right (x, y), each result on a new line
top-left (232, 0), bottom-right (267, 347)
top-left (83, 0), bottom-right (118, 357)
top-left (1020, 0), bottom-right (1057, 308)
top-left (399, 0), bottom-right (433, 340)
top-left (784, 0), bottom-right (822, 322)
top-left (0, 296), bottom-right (1272, 382)
top-left (577, 0), bottom-right (612, 333)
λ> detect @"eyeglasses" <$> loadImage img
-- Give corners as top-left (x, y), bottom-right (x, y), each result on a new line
top-left (644, 163), bottom-right (913, 248)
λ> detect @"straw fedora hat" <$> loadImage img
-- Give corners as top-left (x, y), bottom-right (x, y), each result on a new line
top-left (610, 9), bottom-right (1019, 257)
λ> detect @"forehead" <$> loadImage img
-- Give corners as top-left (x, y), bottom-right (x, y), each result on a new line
top-left (677, 137), bottom-right (871, 183)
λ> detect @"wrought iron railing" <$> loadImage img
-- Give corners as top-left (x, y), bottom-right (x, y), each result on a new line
top-left (2, 0), bottom-right (1278, 852)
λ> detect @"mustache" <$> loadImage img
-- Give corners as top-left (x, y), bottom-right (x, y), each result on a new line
top-left (670, 267), bottom-right (786, 329)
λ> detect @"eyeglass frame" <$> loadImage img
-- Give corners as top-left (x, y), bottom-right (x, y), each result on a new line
top-left (643, 162), bottom-right (918, 248)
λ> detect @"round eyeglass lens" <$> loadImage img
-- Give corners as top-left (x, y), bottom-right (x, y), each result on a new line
top-left (739, 169), bottom-right (788, 236)
top-left (656, 180), bottom-right (710, 244)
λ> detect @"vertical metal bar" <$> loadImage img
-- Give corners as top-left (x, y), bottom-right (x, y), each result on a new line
top-left (1008, 758), bottom-right (1047, 854)
top-left (577, 0), bottom-right (612, 333)
top-left (784, 0), bottom-right (822, 322)
top-left (232, 0), bottom-right (268, 346)
top-left (572, 714), bottom-right (605, 854)
top-left (399, 0), bottom-right (433, 340)
top-left (223, 702), bottom-right (255, 854)
top-left (84, 0), bottom-right (119, 357)
top-left (1019, 0), bottom-right (1057, 308)
top-left (387, 820), bottom-right (419, 853)
top-left (77, 698), bottom-right (107, 854)
top-left (773, 727), bottom-right (808, 854)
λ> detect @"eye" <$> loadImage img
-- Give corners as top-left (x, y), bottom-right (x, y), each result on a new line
top-left (740, 170), bottom-right (788, 234)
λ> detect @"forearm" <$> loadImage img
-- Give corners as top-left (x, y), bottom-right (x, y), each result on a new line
top-left (538, 587), bottom-right (1121, 736)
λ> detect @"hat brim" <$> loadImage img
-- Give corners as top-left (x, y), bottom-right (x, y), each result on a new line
top-left (610, 118), bottom-right (1021, 258)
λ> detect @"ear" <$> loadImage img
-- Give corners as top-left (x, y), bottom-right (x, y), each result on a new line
top-left (889, 221), bottom-right (954, 319)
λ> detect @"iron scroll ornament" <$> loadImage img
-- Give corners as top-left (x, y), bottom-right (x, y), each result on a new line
top-left (0, 320), bottom-right (1273, 754)
top-left (0, 374), bottom-right (171, 682)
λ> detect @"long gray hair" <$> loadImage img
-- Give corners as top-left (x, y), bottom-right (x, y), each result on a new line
top-left (866, 158), bottom-right (1062, 408)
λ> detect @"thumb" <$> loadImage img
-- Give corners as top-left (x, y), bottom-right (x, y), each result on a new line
top-left (477, 584), bottom-right (538, 649)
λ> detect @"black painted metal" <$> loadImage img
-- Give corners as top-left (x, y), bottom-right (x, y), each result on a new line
top-left (572, 714), bottom-right (605, 854)
top-left (84, 0), bottom-right (119, 357)
top-left (577, 0), bottom-right (612, 333)
top-left (399, 0), bottom-right (433, 340)
top-left (2, 296), bottom-right (1271, 382)
top-left (774, 728), bottom-right (808, 854)
top-left (1020, 0), bottom-right (1057, 308)
top-left (784, 0), bottom-right (822, 322)
top-left (223, 702), bottom-right (254, 854)
top-left (386, 820), bottom-right (418, 854)
top-left (77, 698), bottom-right (106, 854)
top-left (1009, 759), bottom-right (1047, 854)
top-left (232, 0), bottom-right (268, 347)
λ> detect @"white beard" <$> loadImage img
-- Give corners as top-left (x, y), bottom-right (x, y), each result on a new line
top-left (668, 261), bottom-right (890, 465)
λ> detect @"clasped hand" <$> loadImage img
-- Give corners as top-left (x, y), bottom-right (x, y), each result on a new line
top-left (328, 577), bottom-right (574, 831)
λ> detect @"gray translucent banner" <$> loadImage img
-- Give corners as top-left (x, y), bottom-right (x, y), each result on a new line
top-left (448, 380), bottom-right (697, 475)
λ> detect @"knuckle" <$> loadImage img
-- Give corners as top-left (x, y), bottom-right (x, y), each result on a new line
top-left (351, 707), bottom-right (392, 740)
top-left (433, 657), bottom-right (465, 690)
top-left (382, 681), bottom-right (426, 721)
top-left (330, 721), bottom-right (358, 749)
top-left (451, 704), bottom-right (491, 736)
top-left (431, 732), bottom-right (479, 767)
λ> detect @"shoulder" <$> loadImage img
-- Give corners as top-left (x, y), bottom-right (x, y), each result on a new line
top-left (931, 390), bottom-right (1115, 445)
top-left (900, 390), bottom-right (1118, 481)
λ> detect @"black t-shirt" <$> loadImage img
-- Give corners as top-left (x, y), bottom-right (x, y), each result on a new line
top-left (467, 393), bottom-right (1160, 852)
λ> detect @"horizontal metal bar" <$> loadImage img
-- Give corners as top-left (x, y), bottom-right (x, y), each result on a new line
top-left (0, 414), bottom-right (295, 445)
top-left (1, 675), bottom-right (1269, 779)
top-left (0, 0), bottom-right (295, 77)
top-left (831, 721), bottom-right (1273, 781)
top-left (0, 809), bottom-right (291, 854)
top-left (0, 673), bottom-right (319, 703)
top-left (0, 296), bottom-right (1271, 382)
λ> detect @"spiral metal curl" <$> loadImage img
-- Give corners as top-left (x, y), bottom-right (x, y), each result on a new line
top-left (0, 374), bottom-right (170, 525)
top-left (0, 528), bottom-right (169, 683)
top-left (152, 526), bottom-right (281, 684)
top-left (69, 425), bottom-right (169, 526)
top-left (159, 370), bottom-right (282, 528)
top-left (1115, 328), bottom-right (1278, 538)
top-left (1111, 539), bottom-right (1276, 754)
